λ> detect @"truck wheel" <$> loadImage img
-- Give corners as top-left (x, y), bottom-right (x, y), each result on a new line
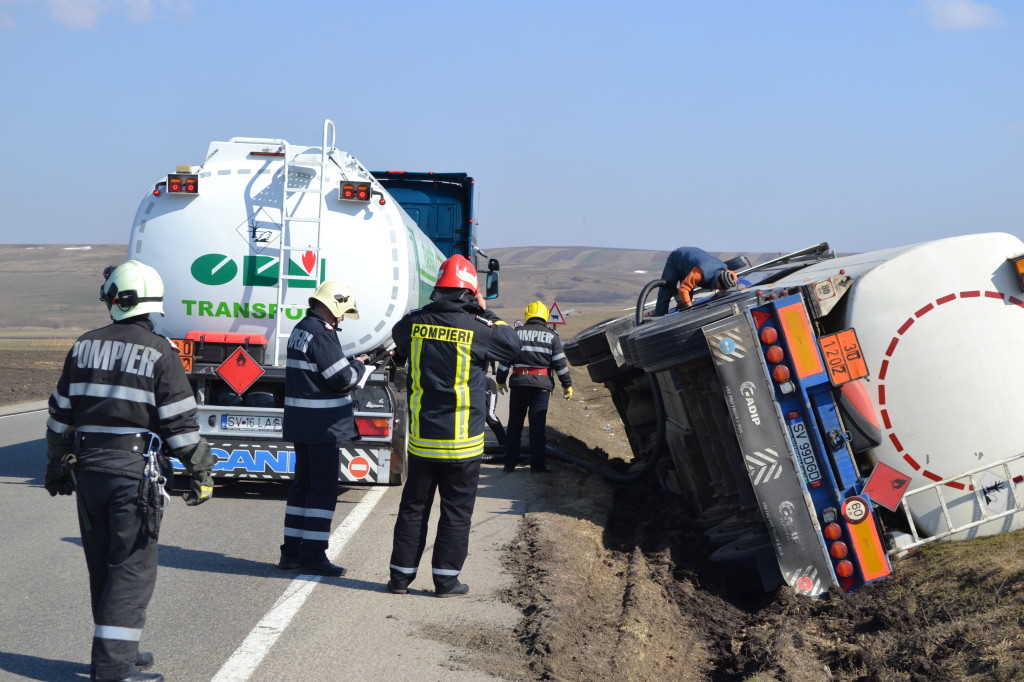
top-left (587, 355), bottom-right (624, 383)
top-left (563, 337), bottom-right (587, 367)
top-left (389, 383), bottom-right (409, 486)
top-left (579, 315), bottom-right (637, 362)
top-left (573, 317), bottom-right (620, 362)
top-left (631, 295), bottom-right (757, 373)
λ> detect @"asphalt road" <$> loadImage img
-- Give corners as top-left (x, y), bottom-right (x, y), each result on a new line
top-left (0, 401), bottom-right (529, 681)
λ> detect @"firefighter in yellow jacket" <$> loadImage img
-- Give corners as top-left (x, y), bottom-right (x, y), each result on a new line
top-left (387, 254), bottom-right (521, 597)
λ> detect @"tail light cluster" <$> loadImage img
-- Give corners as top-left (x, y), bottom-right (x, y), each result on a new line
top-left (758, 325), bottom-right (795, 394)
top-left (355, 417), bottom-right (390, 438)
top-left (821, 513), bottom-right (856, 585)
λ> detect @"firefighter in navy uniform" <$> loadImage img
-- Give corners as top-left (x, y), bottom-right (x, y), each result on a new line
top-left (387, 254), bottom-right (521, 597)
top-left (45, 261), bottom-right (215, 682)
top-left (279, 280), bottom-right (366, 577)
top-left (496, 301), bottom-right (573, 473)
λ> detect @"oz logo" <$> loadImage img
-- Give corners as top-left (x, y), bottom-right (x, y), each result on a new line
top-left (191, 253), bottom-right (326, 288)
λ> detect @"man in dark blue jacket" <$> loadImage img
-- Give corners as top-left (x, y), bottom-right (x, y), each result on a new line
top-left (654, 246), bottom-right (738, 316)
top-left (279, 280), bottom-right (366, 576)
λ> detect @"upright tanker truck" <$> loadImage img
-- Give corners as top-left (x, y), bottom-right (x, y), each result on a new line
top-left (567, 233), bottom-right (1024, 597)
top-left (127, 119), bottom-right (496, 486)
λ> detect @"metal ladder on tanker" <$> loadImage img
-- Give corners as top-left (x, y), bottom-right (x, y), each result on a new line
top-left (889, 451), bottom-right (1024, 554)
top-left (271, 119), bottom-right (336, 365)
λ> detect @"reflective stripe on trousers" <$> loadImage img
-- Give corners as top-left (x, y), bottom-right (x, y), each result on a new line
top-left (282, 442), bottom-right (340, 564)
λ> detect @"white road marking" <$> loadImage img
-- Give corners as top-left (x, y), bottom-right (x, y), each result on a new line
top-left (211, 486), bottom-right (388, 682)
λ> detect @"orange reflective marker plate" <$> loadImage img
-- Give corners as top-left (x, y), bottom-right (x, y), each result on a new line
top-left (170, 338), bottom-right (194, 373)
top-left (818, 328), bottom-right (868, 386)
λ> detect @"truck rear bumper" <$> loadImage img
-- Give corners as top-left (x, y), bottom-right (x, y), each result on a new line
top-left (170, 438), bottom-right (399, 484)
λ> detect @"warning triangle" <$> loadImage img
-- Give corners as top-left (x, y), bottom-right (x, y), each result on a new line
top-left (547, 301), bottom-right (566, 325)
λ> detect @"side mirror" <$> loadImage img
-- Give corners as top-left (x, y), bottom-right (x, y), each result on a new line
top-left (488, 258), bottom-right (500, 272)
top-left (484, 271), bottom-right (499, 300)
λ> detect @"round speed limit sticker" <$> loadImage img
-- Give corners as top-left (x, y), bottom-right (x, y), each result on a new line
top-left (841, 496), bottom-right (869, 524)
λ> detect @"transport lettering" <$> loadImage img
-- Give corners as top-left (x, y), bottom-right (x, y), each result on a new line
top-left (181, 300), bottom-right (304, 320)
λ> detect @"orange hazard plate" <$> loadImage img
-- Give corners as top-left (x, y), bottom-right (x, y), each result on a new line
top-left (170, 338), bottom-right (194, 373)
top-left (818, 329), bottom-right (868, 386)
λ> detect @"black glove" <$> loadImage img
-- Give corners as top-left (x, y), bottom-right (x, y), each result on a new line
top-left (182, 473), bottom-right (213, 506)
top-left (44, 463), bottom-right (74, 496)
top-left (170, 438), bottom-right (215, 506)
top-left (44, 429), bottom-right (76, 497)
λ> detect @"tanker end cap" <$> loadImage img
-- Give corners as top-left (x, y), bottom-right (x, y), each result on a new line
top-left (310, 280), bottom-right (360, 320)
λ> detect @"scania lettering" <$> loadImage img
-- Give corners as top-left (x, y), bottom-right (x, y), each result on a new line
top-left (127, 119), bottom-right (497, 485)
top-left (566, 233), bottom-right (1024, 597)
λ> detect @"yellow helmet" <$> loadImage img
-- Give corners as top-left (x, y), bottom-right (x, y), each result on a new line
top-left (524, 301), bottom-right (549, 322)
top-left (309, 280), bottom-right (360, 319)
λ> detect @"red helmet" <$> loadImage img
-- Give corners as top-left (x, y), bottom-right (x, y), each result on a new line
top-left (434, 254), bottom-right (478, 294)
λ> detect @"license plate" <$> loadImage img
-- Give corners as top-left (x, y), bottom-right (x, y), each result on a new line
top-left (787, 417), bottom-right (822, 487)
top-left (818, 328), bottom-right (868, 386)
top-left (220, 414), bottom-right (282, 432)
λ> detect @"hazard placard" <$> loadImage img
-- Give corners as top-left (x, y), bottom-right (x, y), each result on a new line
top-left (216, 347), bottom-right (265, 396)
top-left (547, 301), bottom-right (565, 325)
top-left (862, 461), bottom-right (912, 511)
top-left (170, 338), bottom-right (194, 373)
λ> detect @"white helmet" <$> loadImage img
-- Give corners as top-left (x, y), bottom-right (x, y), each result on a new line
top-left (310, 280), bottom-right (360, 319)
top-left (100, 260), bottom-right (165, 321)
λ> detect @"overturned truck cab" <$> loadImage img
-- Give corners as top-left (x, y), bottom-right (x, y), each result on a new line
top-left (567, 233), bottom-right (1024, 597)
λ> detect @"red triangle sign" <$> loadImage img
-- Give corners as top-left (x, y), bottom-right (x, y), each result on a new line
top-left (216, 347), bottom-right (265, 395)
top-left (547, 301), bottom-right (566, 325)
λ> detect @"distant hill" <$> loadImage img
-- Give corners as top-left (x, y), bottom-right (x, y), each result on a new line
top-left (0, 244), bottom-right (786, 331)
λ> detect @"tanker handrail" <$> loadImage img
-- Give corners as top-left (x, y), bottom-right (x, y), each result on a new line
top-left (228, 136), bottom-right (287, 145)
top-left (889, 450), bottom-right (1024, 555)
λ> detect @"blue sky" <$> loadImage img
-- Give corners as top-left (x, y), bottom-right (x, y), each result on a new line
top-left (1, 0), bottom-right (1021, 254)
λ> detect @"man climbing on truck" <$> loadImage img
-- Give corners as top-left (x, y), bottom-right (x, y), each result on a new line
top-left (653, 246), bottom-right (739, 316)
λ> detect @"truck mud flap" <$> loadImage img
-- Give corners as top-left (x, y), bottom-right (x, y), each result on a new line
top-left (703, 315), bottom-right (837, 598)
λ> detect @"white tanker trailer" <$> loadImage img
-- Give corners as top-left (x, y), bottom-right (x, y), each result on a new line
top-left (127, 119), bottom-right (496, 485)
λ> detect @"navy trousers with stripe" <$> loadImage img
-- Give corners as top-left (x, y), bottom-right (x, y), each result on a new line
top-left (504, 386), bottom-right (551, 469)
top-left (389, 456), bottom-right (481, 592)
top-left (282, 442), bottom-right (340, 565)
top-left (77, 468), bottom-right (156, 682)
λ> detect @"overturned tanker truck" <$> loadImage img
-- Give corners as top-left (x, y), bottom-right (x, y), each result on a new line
top-left (565, 233), bottom-right (1024, 597)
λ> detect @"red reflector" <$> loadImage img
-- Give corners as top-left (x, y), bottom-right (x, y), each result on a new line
top-left (152, 189), bottom-right (161, 196)
top-left (765, 345), bottom-right (785, 363)
top-left (355, 418), bottom-right (389, 437)
top-left (759, 326), bottom-right (778, 344)
top-left (829, 541), bottom-right (849, 559)
top-left (771, 364), bottom-right (791, 382)
top-left (835, 560), bottom-right (855, 578)
top-left (823, 522), bottom-right (842, 540)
